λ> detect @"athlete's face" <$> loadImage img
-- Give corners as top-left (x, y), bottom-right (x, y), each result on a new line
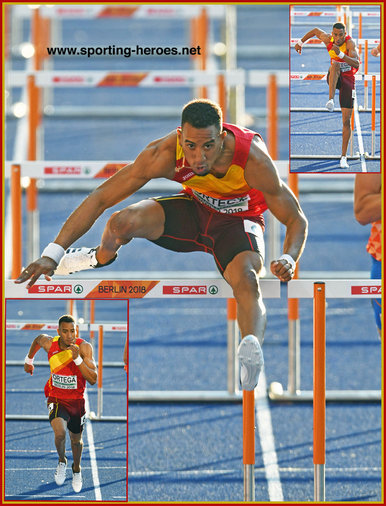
top-left (58, 322), bottom-right (77, 348)
top-left (332, 28), bottom-right (346, 46)
top-left (178, 123), bottom-right (226, 176)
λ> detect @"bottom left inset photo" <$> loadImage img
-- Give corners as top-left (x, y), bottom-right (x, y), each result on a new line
top-left (4, 298), bottom-right (128, 501)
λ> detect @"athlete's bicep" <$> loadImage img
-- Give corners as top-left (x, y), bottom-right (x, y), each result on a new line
top-left (347, 40), bottom-right (359, 59)
top-left (314, 28), bottom-right (330, 44)
top-left (80, 342), bottom-right (97, 370)
top-left (91, 136), bottom-right (176, 208)
top-left (263, 182), bottom-right (305, 227)
top-left (245, 139), bottom-right (304, 227)
top-left (36, 334), bottom-right (53, 351)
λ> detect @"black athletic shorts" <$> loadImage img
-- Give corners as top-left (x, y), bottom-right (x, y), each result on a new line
top-left (47, 397), bottom-right (86, 434)
top-left (327, 69), bottom-right (355, 109)
top-left (151, 193), bottom-right (265, 274)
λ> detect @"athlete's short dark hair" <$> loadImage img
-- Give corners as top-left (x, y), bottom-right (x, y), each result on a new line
top-left (333, 22), bottom-right (346, 31)
top-left (58, 314), bottom-right (75, 326)
top-left (181, 99), bottom-right (223, 131)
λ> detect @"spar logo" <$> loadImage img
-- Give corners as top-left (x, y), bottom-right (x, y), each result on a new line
top-left (28, 284), bottom-right (72, 294)
top-left (153, 76), bottom-right (190, 84)
top-left (44, 166), bottom-right (82, 175)
top-left (351, 285), bottom-right (382, 295)
top-left (52, 76), bottom-right (86, 84)
top-left (162, 285), bottom-right (219, 295)
top-left (163, 285), bottom-right (207, 295)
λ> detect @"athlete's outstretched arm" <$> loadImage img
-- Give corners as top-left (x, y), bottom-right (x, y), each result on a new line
top-left (24, 334), bottom-right (52, 375)
top-left (294, 27), bottom-right (330, 53)
top-left (16, 133), bottom-right (177, 287)
top-left (245, 138), bottom-right (308, 281)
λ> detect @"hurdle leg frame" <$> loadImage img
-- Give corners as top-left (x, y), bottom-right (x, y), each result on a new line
top-left (243, 390), bottom-right (255, 501)
top-left (313, 282), bottom-right (326, 501)
top-left (269, 279), bottom-right (381, 403)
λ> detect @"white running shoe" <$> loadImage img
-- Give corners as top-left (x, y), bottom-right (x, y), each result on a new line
top-left (54, 461), bottom-right (67, 486)
top-left (325, 99), bottom-right (334, 112)
top-left (237, 335), bottom-right (264, 391)
top-left (55, 247), bottom-right (98, 275)
top-left (340, 156), bottom-right (349, 169)
top-left (72, 465), bottom-right (83, 493)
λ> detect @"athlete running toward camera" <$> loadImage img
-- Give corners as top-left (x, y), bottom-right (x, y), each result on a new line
top-left (295, 22), bottom-right (360, 169)
top-left (24, 315), bottom-right (97, 492)
top-left (17, 99), bottom-right (308, 392)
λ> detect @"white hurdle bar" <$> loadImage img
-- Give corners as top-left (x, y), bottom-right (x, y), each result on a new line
top-left (269, 279), bottom-right (382, 403)
top-left (5, 278), bottom-right (280, 403)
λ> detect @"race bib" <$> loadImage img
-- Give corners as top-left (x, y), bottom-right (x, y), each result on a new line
top-left (52, 373), bottom-right (78, 389)
top-left (339, 61), bottom-right (352, 73)
top-left (192, 190), bottom-right (250, 214)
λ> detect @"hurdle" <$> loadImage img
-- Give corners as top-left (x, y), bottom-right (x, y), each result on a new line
top-left (290, 72), bottom-right (380, 166)
top-left (268, 279), bottom-right (381, 403)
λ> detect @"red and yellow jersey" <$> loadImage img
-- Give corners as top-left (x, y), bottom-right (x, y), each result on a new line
top-left (44, 336), bottom-right (86, 400)
top-left (367, 220), bottom-right (382, 261)
top-left (173, 123), bottom-right (268, 218)
top-left (327, 35), bottom-right (358, 75)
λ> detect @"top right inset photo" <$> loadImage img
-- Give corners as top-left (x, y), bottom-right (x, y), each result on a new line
top-left (290, 5), bottom-right (381, 173)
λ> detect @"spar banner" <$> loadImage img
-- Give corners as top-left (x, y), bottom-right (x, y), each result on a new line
top-left (4, 279), bottom-right (280, 299)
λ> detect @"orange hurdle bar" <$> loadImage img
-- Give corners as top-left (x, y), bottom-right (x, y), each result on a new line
top-left (287, 172), bottom-right (300, 393)
top-left (217, 74), bottom-right (227, 122)
top-left (11, 165), bottom-right (22, 279)
top-left (97, 325), bottom-right (104, 417)
top-left (313, 282), bottom-right (326, 501)
top-left (267, 74), bottom-right (278, 160)
top-left (371, 75), bottom-right (376, 156)
top-left (364, 40), bottom-right (369, 109)
top-left (243, 389), bottom-right (255, 501)
top-left (191, 7), bottom-right (208, 99)
top-left (358, 13), bottom-right (363, 57)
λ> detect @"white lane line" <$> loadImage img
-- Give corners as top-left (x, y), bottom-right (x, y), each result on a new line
top-left (74, 301), bottom-right (102, 501)
top-left (353, 94), bottom-right (367, 172)
top-left (256, 371), bottom-right (284, 501)
top-left (84, 393), bottom-right (102, 501)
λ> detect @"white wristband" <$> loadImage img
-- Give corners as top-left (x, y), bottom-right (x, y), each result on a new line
top-left (25, 355), bottom-right (34, 365)
top-left (298, 39), bottom-right (304, 47)
top-left (74, 356), bottom-right (83, 366)
top-left (338, 51), bottom-right (345, 59)
top-left (278, 254), bottom-right (296, 271)
top-left (41, 242), bottom-right (66, 265)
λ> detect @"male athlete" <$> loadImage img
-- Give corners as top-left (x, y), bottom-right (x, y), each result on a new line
top-left (24, 315), bottom-right (97, 492)
top-left (295, 23), bottom-right (360, 169)
top-left (17, 99), bottom-right (308, 393)
top-left (354, 173), bottom-right (382, 337)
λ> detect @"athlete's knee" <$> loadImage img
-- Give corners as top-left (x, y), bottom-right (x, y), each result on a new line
top-left (107, 207), bottom-right (140, 240)
top-left (230, 263), bottom-right (263, 300)
top-left (54, 430), bottom-right (66, 444)
top-left (343, 117), bottom-right (351, 128)
top-left (69, 431), bottom-right (83, 444)
top-left (330, 61), bottom-right (340, 72)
